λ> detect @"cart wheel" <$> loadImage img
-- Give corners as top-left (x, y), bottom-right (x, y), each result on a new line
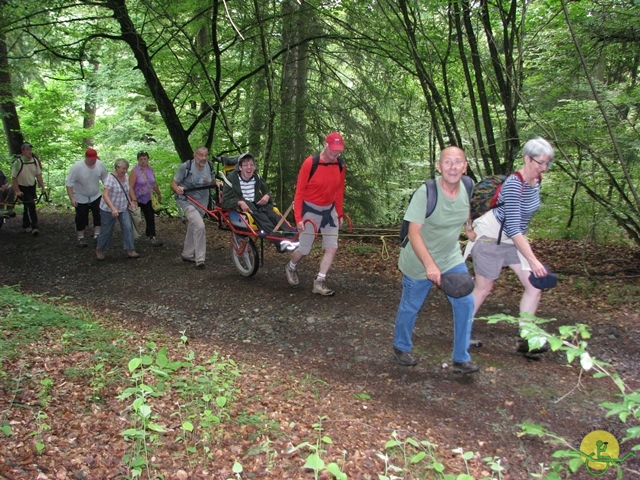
top-left (231, 233), bottom-right (259, 277)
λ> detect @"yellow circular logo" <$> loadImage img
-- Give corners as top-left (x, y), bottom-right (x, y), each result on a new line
top-left (580, 430), bottom-right (619, 471)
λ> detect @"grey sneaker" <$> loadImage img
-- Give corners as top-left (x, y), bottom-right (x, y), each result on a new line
top-left (150, 236), bottom-right (163, 247)
top-left (393, 347), bottom-right (417, 366)
top-left (452, 361), bottom-right (479, 374)
top-left (312, 277), bottom-right (334, 296)
top-left (31, 228), bottom-right (39, 236)
top-left (23, 227), bottom-right (32, 234)
top-left (126, 250), bottom-right (141, 259)
top-left (516, 338), bottom-right (549, 354)
top-left (285, 263), bottom-right (299, 287)
top-left (77, 237), bottom-right (88, 248)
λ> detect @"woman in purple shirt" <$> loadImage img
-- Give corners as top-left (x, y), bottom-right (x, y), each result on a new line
top-left (129, 151), bottom-right (163, 246)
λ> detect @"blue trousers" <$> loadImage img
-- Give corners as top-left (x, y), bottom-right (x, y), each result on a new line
top-left (97, 208), bottom-right (135, 251)
top-left (393, 263), bottom-right (474, 363)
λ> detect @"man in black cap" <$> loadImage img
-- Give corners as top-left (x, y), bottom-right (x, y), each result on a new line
top-left (11, 143), bottom-right (46, 235)
top-left (392, 146), bottom-right (479, 374)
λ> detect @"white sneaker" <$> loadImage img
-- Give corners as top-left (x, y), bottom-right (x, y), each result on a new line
top-left (278, 240), bottom-right (299, 253)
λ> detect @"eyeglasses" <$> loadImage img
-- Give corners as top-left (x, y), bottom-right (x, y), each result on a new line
top-left (440, 160), bottom-right (466, 168)
top-left (530, 156), bottom-right (553, 168)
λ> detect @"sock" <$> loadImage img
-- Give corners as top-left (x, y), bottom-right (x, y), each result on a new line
top-left (288, 261), bottom-right (297, 270)
top-left (316, 273), bottom-right (326, 281)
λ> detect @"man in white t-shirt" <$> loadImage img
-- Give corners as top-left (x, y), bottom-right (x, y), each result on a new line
top-left (66, 149), bottom-right (108, 247)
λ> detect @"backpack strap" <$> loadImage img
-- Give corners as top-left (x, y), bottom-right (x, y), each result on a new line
top-left (424, 179), bottom-right (437, 219)
top-left (182, 159), bottom-right (214, 182)
top-left (425, 175), bottom-right (473, 219)
top-left (308, 153), bottom-right (344, 182)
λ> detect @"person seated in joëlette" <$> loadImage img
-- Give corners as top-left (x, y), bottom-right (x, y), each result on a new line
top-left (221, 152), bottom-right (298, 253)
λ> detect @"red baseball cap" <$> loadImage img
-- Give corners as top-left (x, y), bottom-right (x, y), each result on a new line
top-left (325, 132), bottom-right (344, 151)
top-left (85, 149), bottom-right (99, 160)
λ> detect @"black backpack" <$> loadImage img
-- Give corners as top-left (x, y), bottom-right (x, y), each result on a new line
top-left (307, 153), bottom-right (344, 182)
top-left (399, 176), bottom-right (473, 247)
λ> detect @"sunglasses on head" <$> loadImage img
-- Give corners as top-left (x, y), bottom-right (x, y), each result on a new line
top-left (137, 151), bottom-right (149, 157)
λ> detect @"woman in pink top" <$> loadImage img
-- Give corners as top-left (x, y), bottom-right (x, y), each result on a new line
top-left (129, 151), bottom-right (163, 246)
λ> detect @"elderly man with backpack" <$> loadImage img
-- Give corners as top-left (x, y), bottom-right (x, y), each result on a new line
top-left (392, 146), bottom-right (479, 374)
top-left (11, 143), bottom-right (46, 236)
top-left (171, 146), bottom-right (216, 270)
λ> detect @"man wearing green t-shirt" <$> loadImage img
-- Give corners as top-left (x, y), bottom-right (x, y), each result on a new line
top-left (392, 146), bottom-right (479, 374)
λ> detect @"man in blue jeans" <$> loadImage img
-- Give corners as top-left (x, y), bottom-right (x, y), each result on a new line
top-left (392, 146), bottom-right (479, 374)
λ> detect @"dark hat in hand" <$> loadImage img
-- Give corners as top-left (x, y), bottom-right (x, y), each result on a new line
top-left (439, 272), bottom-right (475, 298)
top-left (529, 265), bottom-right (558, 290)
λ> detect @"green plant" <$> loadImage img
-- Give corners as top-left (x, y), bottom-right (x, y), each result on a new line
top-left (379, 430), bottom-right (446, 479)
top-left (481, 313), bottom-right (640, 478)
top-left (288, 416), bottom-right (348, 480)
top-left (29, 410), bottom-right (51, 455)
top-left (118, 345), bottom-right (177, 478)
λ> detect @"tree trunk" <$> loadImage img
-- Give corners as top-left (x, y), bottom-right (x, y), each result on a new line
top-left (459, 0), bottom-right (500, 173)
top-left (0, 29), bottom-right (23, 155)
top-left (82, 61), bottom-right (99, 148)
top-left (479, 0), bottom-right (521, 167)
top-left (452, 1), bottom-right (490, 176)
top-left (276, 0), bottom-right (310, 207)
top-left (105, 0), bottom-right (193, 161)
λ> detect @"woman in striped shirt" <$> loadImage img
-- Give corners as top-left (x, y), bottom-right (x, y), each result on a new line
top-left (468, 137), bottom-right (555, 354)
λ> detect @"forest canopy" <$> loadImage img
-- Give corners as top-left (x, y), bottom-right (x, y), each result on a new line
top-left (0, 0), bottom-right (638, 245)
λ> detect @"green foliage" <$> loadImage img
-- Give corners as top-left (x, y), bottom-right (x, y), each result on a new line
top-left (118, 334), bottom-right (241, 477)
top-left (481, 313), bottom-right (640, 478)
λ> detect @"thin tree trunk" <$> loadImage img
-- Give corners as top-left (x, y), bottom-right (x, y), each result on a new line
top-left (0, 29), bottom-right (23, 155)
top-left (106, 0), bottom-right (193, 161)
top-left (460, 0), bottom-right (500, 172)
top-left (83, 61), bottom-right (99, 148)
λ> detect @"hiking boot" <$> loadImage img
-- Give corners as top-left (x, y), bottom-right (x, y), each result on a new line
top-left (77, 237), bottom-right (88, 248)
top-left (126, 250), bottom-right (140, 259)
top-left (31, 228), bottom-right (39, 236)
top-left (195, 261), bottom-right (206, 270)
top-left (312, 277), bottom-right (334, 296)
top-left (393, 347), bottom-right (417, 366)
top-left (452, 361), bottom-right (479, 374)
top-left (150, 236), bottom-right (163, 247)
top-left (516, 338), bottom-right (549, 355)
top-left (96, 249), bottom-right (105, 261)
top-left (285, 263), bottom-right (299, 287)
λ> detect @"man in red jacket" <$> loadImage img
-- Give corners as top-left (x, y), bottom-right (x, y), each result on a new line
top-left (285, 132), bottom-right (346, 296)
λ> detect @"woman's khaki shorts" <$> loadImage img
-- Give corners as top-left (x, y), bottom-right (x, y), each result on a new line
top-left (471, 236), bottom-right (520, 280)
